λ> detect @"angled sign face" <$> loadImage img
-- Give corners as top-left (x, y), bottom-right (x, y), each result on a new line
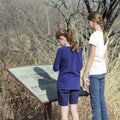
top-left (7, 65), bottom-right (58, 103)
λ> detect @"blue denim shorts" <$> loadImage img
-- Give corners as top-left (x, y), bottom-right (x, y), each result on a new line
top-left (57, 89), bottom-right (80, 106)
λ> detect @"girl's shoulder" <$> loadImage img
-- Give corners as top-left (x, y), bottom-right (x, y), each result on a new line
top-left (90, 30), bottom-right (102, 40)
top-left (92, 30), bottom-right (102, 36)
top-left (79, 47), bottom-right (82, 50)
top-left (57, 46), bottom-right (69, 52)
top-left (58, 46), bottom-right (70, 50)
top-left (78, 47), bottom-right (82, 54)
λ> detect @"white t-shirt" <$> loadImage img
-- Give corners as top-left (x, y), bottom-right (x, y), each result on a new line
top-left (88, 30), bottom-right (108, 75)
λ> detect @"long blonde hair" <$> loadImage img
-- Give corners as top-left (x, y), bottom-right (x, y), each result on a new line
top-left (55, 28), bottom-right (79, 52)
top-left (87, 11), bottom-right (107, 45)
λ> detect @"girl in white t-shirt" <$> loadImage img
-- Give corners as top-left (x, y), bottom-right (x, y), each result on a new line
top-left (82, 11), bottom-right (108, 120)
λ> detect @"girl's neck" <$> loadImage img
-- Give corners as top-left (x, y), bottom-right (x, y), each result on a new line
top-left (63, 39), bottom-right (70, 46)
top-left (94, 24), bottom-right (102, 32)
top-left (65, 42), bottom-right (70, 46)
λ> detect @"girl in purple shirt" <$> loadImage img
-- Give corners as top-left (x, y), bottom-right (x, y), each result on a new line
top-left (53, 28), bottom-right (82, 120)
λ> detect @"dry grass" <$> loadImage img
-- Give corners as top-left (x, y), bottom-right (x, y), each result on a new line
top-left (0, 1), bottom-right (119, 119)
top-left (0, 25), bottom-right (119, 119)
top-left (0, 47), bottom-right (120, 120)
top-left (105, 55), bottom-right (120, 120)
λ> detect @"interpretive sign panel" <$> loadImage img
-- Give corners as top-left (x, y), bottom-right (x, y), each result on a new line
top-left (7, 65), bottom-right (58, 103)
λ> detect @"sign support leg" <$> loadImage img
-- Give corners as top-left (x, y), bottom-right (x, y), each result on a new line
top-left (44, 102), bottom-right (52, 120)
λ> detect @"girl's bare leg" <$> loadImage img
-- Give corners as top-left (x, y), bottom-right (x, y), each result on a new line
top-left (61, 106), bottom-right (69, 120)
top-left (70, 104), bottom-right (79, 120)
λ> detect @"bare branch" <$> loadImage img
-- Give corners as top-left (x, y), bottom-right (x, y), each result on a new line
top-left (84, 0), bottom-right (92, 13)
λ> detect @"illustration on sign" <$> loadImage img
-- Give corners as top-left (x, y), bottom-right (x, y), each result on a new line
top-left (8, 65), bottom-right (58, 103)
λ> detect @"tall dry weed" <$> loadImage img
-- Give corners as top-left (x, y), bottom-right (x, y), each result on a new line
top-left (0, 51), bottom-right (119, 120)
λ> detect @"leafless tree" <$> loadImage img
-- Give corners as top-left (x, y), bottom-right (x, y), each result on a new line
top-left (84, 0), bottom-right (120, 32)
top-left (45, 0), bottom-right (120, 60)
top-left (45, 0), bottom-right (86, 29)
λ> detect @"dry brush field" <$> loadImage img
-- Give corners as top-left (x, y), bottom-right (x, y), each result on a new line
top-left (0, 0), bottom-right (120, 120)
top-left (0, 30), bottom-right (120, 120)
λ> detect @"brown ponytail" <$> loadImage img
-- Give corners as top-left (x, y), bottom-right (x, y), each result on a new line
top-left (55, 28), bottom-right (79, 52)
top-left (99, 21), bottom-right (108, 45)
top-left (87, 11), bottom-right (108, 45)
top-left (67, 29), bottom-right (79, 52)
